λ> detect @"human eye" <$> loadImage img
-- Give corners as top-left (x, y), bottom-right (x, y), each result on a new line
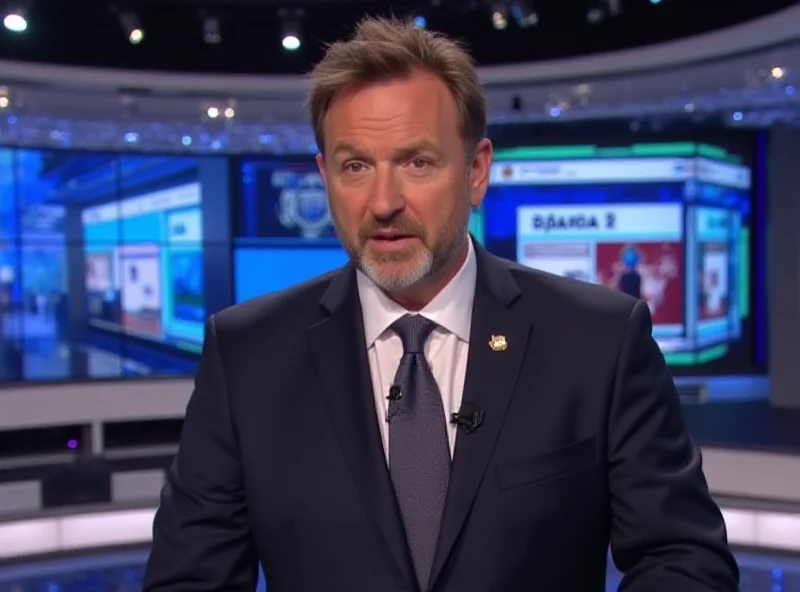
top-left (406, 156), bottom-right (433, 173)
top-left (342, 161), bottom-right (368, 174)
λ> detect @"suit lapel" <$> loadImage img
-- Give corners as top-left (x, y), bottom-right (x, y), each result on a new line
top-left (429, 245), bottom-right (533, 590)
top-left (306, 265), bottom-right (417, 590)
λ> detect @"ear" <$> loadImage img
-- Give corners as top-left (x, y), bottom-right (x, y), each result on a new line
top-left (315, 153), bottom-right (327, 185)
top-left (468, 138), bottom-right (493, 209)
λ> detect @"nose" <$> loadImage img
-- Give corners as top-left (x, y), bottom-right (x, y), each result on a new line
top-left (367, 166), bottom-right (404, 221)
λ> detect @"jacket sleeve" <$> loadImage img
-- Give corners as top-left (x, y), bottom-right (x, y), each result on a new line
top-left (608, 300), bottom-right (739, 591)
top-left (143, 316), bottom-right (258, 591)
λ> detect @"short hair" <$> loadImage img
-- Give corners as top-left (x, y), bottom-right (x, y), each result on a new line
top-left (308, 16), bottom-right (487, 155)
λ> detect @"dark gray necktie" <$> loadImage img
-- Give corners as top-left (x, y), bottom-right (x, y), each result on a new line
top-left (387, 314), bottom-right (451, 592)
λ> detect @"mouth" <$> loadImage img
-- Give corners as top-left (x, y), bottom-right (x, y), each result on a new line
top-left (369, 233), bottom-right (415, 242)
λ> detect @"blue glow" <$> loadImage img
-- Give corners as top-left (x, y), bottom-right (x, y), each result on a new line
top-left (0, 148), bottom-right (233, 381)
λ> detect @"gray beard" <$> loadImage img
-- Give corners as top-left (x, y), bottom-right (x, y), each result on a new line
top-left (336, 212), bottom-right (470, 293)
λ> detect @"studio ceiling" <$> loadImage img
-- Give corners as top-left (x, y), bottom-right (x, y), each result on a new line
top-left (0, 0), bottom-right (797, 74)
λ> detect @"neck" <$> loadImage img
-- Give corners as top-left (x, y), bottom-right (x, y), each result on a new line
top-left (385, 237), bottom-right (470, 311)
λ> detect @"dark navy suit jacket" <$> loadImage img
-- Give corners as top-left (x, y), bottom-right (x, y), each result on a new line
top-left (144, 242), bottom-right (738, 592)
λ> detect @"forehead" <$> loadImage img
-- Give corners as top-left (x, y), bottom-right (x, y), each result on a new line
top-left (322, 71), bottom-right (461, 149)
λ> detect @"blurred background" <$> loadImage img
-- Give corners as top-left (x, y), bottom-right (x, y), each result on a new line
top-left (0, 0), bottom-right (797, 590)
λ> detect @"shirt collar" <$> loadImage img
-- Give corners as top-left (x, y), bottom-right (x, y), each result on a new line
top-left (357, 238), bottom-right (477, 346)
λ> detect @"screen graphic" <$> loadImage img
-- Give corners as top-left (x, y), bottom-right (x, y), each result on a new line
top-left (82, 181), bottom-right (208, 349)
top-left (479, 142), bottom-right (755, 374)
top-left (119, 244), bottom-right (163, 339)
top-left (233, 158), bottom-right (348, 302)
top-left (0, 149), bottom-right (232, 383)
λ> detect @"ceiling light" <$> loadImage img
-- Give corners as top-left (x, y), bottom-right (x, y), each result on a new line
top-left (771, 67), bottom-right (786, 80)
top-left (491, 2), bottom-right (509, 30)
top-left (118, 11), bottom-right (144, 44)
top-left (3, 9), bottom-right (27, 33)
top-left (279, 8), bottom-right (302, 52)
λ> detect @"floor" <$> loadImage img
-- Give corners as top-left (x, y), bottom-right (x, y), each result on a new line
top-left (0, 548), bottom-right (798, 591)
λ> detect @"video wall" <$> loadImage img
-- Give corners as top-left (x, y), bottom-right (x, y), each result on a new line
top-left (0, 149), bottom-right (232, 382)
top-left (481, 141), bottom-right (757, 374)
top-left (0, 136), bottom-right (765, 384)
top-left (233, 158), bottom-right (348, 301)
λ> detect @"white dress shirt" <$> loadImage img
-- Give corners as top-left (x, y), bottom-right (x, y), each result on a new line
top-left (356, 239), bottom-right (477, 461)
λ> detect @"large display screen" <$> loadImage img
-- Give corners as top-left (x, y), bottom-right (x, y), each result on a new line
top-left (478, 141), bottom-right (757, 374)
top-left (0, 138), bottom-right (764, 385)
top-left (233, 158), bottom-right (348, 302)
top-left (0, 149), bottom-right (232, 383)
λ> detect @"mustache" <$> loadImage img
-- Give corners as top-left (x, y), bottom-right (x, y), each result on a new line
top-left (358, 218), bottom-right (425, 242)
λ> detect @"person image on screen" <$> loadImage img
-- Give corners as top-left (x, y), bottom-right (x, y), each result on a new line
top-left (617, 244), bottom-right (643, 300)
top-left (144, 17), bottom-right (738, 592)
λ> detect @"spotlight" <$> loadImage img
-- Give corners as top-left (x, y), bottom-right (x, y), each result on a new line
top-left (118, 11), bottom-right (144, 44)
top-left (279, 8), bottom-right (302, 51)
top-left (3, 7), bottom-right (27, 33)
top-left (491, 2), bottom-right (509, 30)
top-left (771, 67), bottom-right (786, 80)
top-left (282, 34), bottom-right (300, 51)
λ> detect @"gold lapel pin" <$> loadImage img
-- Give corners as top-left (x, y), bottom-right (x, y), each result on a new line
top-left (488, 335), bottom-right (508, 352)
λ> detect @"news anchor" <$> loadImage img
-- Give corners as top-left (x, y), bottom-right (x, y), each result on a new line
top-left (144, 17), bottom-right (738, 592)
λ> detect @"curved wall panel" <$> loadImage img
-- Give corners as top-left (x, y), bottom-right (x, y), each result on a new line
top-left (1, 5), bottom-right (798, 95)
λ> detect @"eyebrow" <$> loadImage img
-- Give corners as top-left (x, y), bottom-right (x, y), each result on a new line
top-left (330, 139), bottom-right (443, 159)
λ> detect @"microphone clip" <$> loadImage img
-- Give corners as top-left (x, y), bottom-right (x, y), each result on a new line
top-left (387, 385), bottom-right (402, 402)
top-left (450, 406), bottom-right (484, 435)
top-left (385, 385), bottom-right (403, 423)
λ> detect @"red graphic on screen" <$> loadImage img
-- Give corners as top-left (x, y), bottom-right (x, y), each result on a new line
top-left (697, 241), bottom-right (729, 320)
top-left (596, 242), bottom-right (683, 325)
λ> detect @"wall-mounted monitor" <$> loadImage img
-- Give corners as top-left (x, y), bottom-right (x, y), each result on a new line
top-left (475, 141), bottom-right (758, 375)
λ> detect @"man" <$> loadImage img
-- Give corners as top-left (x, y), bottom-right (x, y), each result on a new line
top-left (144, 17), bottom-right (738, 592)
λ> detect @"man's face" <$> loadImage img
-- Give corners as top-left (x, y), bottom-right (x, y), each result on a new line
top-left (316, 70), bottom-right (492, 292)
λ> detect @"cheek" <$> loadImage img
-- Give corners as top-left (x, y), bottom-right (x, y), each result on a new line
top-left (329, 193), bottom-right (366, 231)
top-left (406, 186), bottom-right (465, 230)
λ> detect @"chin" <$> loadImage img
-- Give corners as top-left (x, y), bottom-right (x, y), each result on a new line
top-left (362, 259), bottom-right (432, 292)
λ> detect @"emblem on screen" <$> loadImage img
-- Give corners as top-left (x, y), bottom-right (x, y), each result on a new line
top-left (276, 188), bottom-right (332, 238)
top-left (273, 170), bottom-right (332, 238)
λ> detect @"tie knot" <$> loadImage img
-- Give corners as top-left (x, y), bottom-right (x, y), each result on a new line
top-left (391, 314), bottom-right (437, 354)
